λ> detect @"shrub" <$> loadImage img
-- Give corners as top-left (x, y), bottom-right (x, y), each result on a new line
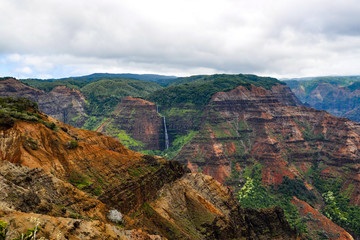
top-left (0, 220), bottom-right (7, 240)
top-left (67, 140), bottom-right (78, 149)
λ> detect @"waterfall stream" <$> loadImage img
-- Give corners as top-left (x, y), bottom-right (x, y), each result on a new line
top-left (163, 116), bottom-right (169, 150)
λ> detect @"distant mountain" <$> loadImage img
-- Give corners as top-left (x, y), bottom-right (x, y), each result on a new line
top-left (285, 76), bottom-right (360, 122)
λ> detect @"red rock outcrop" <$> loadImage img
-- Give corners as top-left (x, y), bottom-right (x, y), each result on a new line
top-left (134, 173), bottom-right (300, 240)
top-left (176, 84), bottom-right (360, 206)
top-left (98, 96), bottom-right (164, 151)
top-left (0, 97), bottom-right (300, 239)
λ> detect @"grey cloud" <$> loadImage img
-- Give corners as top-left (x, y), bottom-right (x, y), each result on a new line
top-left (0, 0), bottom-right (360, 78)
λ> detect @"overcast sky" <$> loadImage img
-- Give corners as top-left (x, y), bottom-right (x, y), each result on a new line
top-left (1, 0), bottom-right (360, 79)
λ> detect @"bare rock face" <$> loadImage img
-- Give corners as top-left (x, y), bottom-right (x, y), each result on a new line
top-left (176, 84), bottom-right (360, 208)
top-left (135, 173), bottom-right (299, 240)
top-left (0, 160), bottom-right (108, 221)
top-left (0, 78), bottom-right (87, 127)
top-left (98, 96), bottom-right (164, 151)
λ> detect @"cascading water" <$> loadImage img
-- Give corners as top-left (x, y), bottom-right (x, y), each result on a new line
top-left (163, 116), bottom-right (169, 150)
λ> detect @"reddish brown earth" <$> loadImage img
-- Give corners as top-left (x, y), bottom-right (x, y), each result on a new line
top-left (176, 84), bottom-right (360, 208)
top-left (0, 78), bottom-right (87, 127)
top-left (0, 101), bottom-right (299, 239)
top-left (98, 96), bottom-right (164, 151)
top-left (292, 197), bottom-right (354, 240)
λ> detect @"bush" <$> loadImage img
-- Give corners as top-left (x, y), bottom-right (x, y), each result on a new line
top-left (67, 140), bottom-right (78, 149)
top-left (0, 220), bottom-right (7, 240)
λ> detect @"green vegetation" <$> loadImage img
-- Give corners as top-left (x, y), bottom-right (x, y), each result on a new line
top-left (81, 78), bottom-right (162, 117)
top-left (81, 116), bottom-right (107, 131)
top-left (22, 76), bottom-right (163, 127)
top-left (117, 130), bottom-right (144, 149)
top-left (21, 78), bottom-right (86, 92)
top-left (67, 140), bottom-right (79, 149)
top-left (147, 74), bottom-right (283, 107)
top-left (23, 137), bottom-right (39, 151)
top-left (0, 220), bottom-right (7, 240)
top-left (0, 97), bottom-right (56, 129)
top-left (68, 171), bottom-right (92, 190)
top-left (309, 163), bottom-right (360, 236)
top-left (162, 130), bottom-right (198, 159)
top-left (285, 76), bottom-right (360, 121)
top-left (237, 164), bottom-right (308, 233)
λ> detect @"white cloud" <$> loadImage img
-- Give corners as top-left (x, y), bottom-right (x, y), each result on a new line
top-left (0, 0), bottom-right (360, 78)
top-left (15, 66), bottom-right (33, 75)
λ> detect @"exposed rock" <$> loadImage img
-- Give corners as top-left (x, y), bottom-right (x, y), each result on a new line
top-left (0, 78), bottom-right (87, 127)
top-left (176, 84), bottom-right (360, 208)
top-left (287, 80), bottom-right (360, 122)
top-left (0, 209), bottom-right (165, 240)
top-left (0, 161), bottom-right (107, 221)
top-left (135, 173), bottom-right (299, 240)
top-left (0, 99), bottom-right (300, 239)
top-left (98, 96), bottom-right (164, 151)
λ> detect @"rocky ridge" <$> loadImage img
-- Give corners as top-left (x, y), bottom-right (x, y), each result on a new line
top-left (0, 78), bottom-right (87, 127)
top-left (0, 97), bottom-right (299, 239)
top-left (176, 84), bottom-right (360, 205)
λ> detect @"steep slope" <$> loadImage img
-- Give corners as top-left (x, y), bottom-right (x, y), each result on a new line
top-left (291, 197), bottom-right (353, 240)
top-left (134, 173), bottom-right (298, 240)
top-left (0, 78), bottom-right (87, 127)
top-left (0, 97), bottom-right (299, 239)
top-left (175, 84), bottom-right (360, 237)
top-left (97, 96), bottom-right (164, 151)
top-left (285, 76), bottom-right (360, 122)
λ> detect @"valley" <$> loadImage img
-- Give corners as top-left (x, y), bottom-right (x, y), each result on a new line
top-left (1, 74), bottom-right (359, 239)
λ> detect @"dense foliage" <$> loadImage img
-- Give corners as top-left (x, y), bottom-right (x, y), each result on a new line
top-left (147, 74), bottom-right (283, 107)
top-left (21, 73), bottom-right (176, 91)
top-left (309, 163), bottom-right (360, 237)
top-left (237, 164), bottom-right (307, 233)
top-left (81, 78), bottom-right (162, 117)
top-left (0, 97), bottom-right (56, 129)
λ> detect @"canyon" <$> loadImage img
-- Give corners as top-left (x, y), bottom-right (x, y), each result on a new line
top-left (1, 74), bottom-right (359, 239)
top-left (0, 96), bottom-right (299, 239)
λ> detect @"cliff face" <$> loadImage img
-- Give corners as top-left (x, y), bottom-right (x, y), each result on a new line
top-left (176, 84), bottom-right (360, 205)
top-left (0, 98), bottom-right (298, 239)
top-left (98, 96), bottom-right (164, 151)
top-left (134, 173), bottom-right (298, 240)
top-left (0, 78), bottom-right (87, 127)
top-left (287, 80), bottom-right (360, 122)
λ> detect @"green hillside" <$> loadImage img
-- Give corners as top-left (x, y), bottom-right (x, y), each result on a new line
top-left (147, 74), bottom-right (283, 107)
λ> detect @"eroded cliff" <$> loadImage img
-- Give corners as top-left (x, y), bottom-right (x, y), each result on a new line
top-left (0, 97), bottom-right (299, 239)
top-left (0, 78), bottom-right (87, 127)
top-left (97, 96), bottom-right (164, 151)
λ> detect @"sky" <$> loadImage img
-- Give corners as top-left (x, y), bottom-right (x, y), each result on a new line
top-left (1, 0), bottom-right (360, 79)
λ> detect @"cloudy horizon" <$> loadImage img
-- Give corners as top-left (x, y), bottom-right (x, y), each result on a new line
top-left (1, 0), bottom-right (360, 79)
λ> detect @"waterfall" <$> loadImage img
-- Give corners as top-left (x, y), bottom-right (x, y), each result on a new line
top-left (163, 116), bottom-right (169, 150)
top-left (156, 105), bottom-right (159, 113)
